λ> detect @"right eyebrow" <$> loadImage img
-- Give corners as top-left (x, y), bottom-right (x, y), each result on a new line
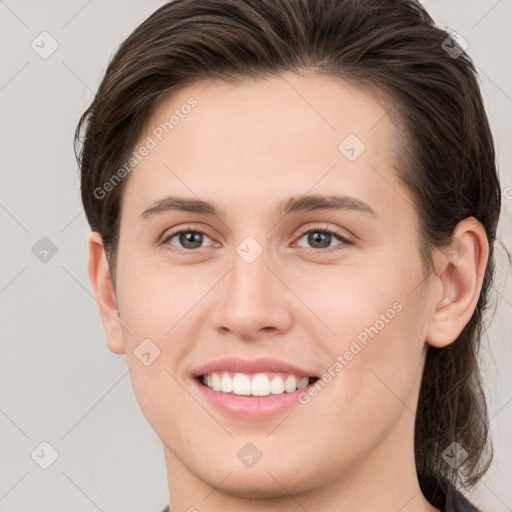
top-left (139, 196), bottom-right (218, 220)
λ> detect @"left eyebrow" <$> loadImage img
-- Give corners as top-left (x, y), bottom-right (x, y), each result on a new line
top-left (279, 194), bottom-right (377, 218)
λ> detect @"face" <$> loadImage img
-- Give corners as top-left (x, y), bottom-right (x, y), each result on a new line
top-left (109, 72), bottom-right (435, 497)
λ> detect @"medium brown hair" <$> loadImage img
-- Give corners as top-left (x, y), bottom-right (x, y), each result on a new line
top-left (75, 0), bottom-right (501, 491)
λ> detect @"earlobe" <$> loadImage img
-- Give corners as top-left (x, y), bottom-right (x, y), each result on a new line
top-left (87, 231), bottom-right (126, 354)
top-left (426, 217), bottom-right (489, 348)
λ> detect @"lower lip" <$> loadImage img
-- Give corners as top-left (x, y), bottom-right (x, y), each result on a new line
top-left (192, 377), bottom-right (315, 420)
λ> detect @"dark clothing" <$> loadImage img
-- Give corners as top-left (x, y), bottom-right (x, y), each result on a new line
top-left (160, 475), bottom-right (480, 512)
top-left (419, 476), bottom-right (480, 512)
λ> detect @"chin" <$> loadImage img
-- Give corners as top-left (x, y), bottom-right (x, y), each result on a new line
top-left (208, 473), bottom-right (303, 500)
top-left (195, 458), bottom-right (315, 500)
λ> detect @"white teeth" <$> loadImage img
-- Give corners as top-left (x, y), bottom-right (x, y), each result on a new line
top-left (201, 371), bottom-right (313, 396)
top-left (251, 373), bottom-right (271, 396)
top-left (284, 375), bottom-right (297, 393)
top-left (232, 373), bottom-right (251, 395)
top-left (221, 373), bottom-right (233, 393)
top-left (297, 377), bottom-right (309, 389)
top-left (270, 376), bottom-right (285, 394)
top-left (212, 372), bottom-right (222, 392)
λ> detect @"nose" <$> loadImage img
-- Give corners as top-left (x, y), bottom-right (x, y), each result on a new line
top-left (211, 247), bottom-right (293, 341)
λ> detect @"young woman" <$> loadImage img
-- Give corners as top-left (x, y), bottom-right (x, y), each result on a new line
top-left (76, 1), bottom-right (501, 510)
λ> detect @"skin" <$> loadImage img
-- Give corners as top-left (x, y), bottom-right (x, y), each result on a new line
top-left (88, 70), bottom-right (488, 512)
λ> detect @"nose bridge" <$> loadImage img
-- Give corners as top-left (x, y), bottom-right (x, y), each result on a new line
top-left (212, 236), bottom-right (293, 337)
top-left (228, 242), bottom-right (273, 309)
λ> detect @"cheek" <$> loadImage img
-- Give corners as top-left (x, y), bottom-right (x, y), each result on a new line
top-left (288, 256), bottom-right (414, 343)
top-left (115, 258), bottom-right (214, 346)
top-left (303, 256), bottom-right (427, 413)
top-left (113, 261), bottom-right (204, 410)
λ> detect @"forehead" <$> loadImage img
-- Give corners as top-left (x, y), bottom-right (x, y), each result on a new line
top-left (121, 71), bottom-right (405, 219)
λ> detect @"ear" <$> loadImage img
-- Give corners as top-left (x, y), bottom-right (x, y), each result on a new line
top-left (426, 217), bottom-right (489, 348)
top-left (87, 231), bottom-right (125, 354)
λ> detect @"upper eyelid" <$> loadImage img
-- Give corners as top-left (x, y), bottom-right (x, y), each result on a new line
top-left (295, 224), bottom-right (353, 240)
top-left (161, 224), bottom-right (215, 242)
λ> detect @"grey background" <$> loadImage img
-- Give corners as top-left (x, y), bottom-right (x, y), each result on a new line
top-left (0, 1), bottom-right (510, 511)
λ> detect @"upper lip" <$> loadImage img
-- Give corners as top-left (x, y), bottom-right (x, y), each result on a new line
top-left (192, 357), bottom-right (318, 378)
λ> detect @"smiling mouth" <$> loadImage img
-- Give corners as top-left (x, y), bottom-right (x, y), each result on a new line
top-left (197, 371), bottom-right (320, 397)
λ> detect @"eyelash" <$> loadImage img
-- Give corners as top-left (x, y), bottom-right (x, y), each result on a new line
top-left (293, 225), bottom-right (354, 253)
top-left (161, 224), bottom-right (354, 255)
